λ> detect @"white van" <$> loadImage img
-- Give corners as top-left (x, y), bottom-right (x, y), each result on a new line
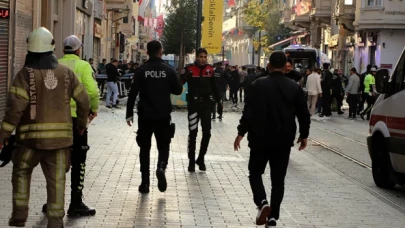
top-left (283, 45), bottom-right (320, 70)
top-left (368, 47), bottom-right (405, 189)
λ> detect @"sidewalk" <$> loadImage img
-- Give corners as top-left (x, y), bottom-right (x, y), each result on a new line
top-left (0, 110), bottom-right (404, 227)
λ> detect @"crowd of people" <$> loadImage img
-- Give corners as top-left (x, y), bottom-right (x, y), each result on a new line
top-left (210, 59), bottom-right (378, 122)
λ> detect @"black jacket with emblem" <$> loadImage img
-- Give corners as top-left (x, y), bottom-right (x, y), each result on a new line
top-left (180, 63), bottom-right (220, 103)
top-left (126, 57), bottom-right (183, 120)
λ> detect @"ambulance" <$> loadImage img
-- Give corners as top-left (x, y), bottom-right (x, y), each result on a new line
top-left (283, 45), bottom-right (320, 70)
top-left (368, 47), bottom-right (405, 189)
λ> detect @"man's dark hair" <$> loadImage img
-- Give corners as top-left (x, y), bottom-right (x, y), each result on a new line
top-left (196, 48), bottom-right (208, 56)
top-left (366, 64), bottom-right (372, 71)
top-left (89, 58), bottom-right (93, 61)
top-left (323, 63), bottom-right (330, 69)
top-left (242, 66), bottom-right (246, 70)
top-left (102, 58), bottom-right (106, 62)
top-left (269, 51), bottom-right (287, 69)
top-left (306, 67), bottom-right (313, 72)
top-left (112, 59), bottom-right (118, 63)
top-left (147, 40), bottom-right (163, 57)
top-left (350, 67), bottom-right (357, 73)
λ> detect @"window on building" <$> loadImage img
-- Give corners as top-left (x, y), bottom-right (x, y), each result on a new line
top-left (367, 0), bottom-right (382, 6)
top-left (344, 0), bottom-right (353, 5)
top-left (123, 16), bottom-right (129, 24)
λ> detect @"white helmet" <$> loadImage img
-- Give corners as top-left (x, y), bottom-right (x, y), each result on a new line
top-left (27, 27), bottom-right (55, 53)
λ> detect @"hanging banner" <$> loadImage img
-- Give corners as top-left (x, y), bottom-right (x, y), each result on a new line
top-left (202, 0), bottom-right (223, 54)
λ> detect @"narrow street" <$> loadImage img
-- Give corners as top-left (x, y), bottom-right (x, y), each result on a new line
top-left (0, 105), bottom-right (405, 227)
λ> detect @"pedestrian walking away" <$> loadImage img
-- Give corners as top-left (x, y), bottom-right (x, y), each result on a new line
top-left (319, 63), bottom-right (333, 117)
top-left (345, 67), bottom-right (361, 119)
top-left (305, 67), bottom-right (322, 116)
top-left (126, 40), bottom-right (182, 194)
top-left (229, 66), bottom-right (240, 109)
top-left (105, 59), bottom-right (121, 108)
top-left (234, 51), bottom-right (310, 227)
top-left (43, 34), bottom-right (100, 217)
top-left (0, 27), bottom-right (90, 228)
top-left (180, 48), bottom-right (221, 172)
top-left (360, 67), bottom-right (377, 120)
top-left (212, 62), bottom-right (227, 120)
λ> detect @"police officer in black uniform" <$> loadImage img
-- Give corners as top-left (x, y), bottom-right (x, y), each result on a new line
top-left (180, 48), bottom-right (221, 172)
top-left (126, 40), bottom-right (183, 193)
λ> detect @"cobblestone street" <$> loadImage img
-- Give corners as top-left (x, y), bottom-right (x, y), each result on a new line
top-left (0, 105), bottom-right (405, 227)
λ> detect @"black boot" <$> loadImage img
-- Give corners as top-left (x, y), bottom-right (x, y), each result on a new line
top-left (196, 156), bottom-right (206, 171)
top-left (156, 161), bottom-right (167, 192)
top-left (188, 158), bottom-right (195, 172)
top-left (139, 173), bottom-right (150, 193)
top-left (196, 133), bottom-right (210, 171)
top-left (188, 134), bottom-right (196, 172)
top-left (138, 182), bottom-right (150, 193)
top-left (67, 191), bottom-right (96, 216)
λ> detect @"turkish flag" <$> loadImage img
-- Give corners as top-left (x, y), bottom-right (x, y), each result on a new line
top-left (228, 0), bottom-right (236, 7)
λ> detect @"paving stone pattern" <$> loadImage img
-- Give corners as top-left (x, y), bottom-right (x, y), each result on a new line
top-left (0, 106), bottom-right (404, 228)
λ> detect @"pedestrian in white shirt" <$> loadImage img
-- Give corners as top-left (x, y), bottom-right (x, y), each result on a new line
top-left (305, 68), bottom-right (322, 116)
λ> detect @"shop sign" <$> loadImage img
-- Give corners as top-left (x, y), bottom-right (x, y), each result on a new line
top-left (0, 8), bottom-right (10, 19)
top-left (385, 11), bottom-right (405, 15)
top-left (94, 23), bottom-right (102, 38)
top-left (380, 64), bottom-right (393, 69)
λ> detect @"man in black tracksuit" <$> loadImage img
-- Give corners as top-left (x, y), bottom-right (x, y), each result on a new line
top-left (234, 51), bottom-right (310, 227)
top-left (180, 48), bottom-right (221, 172)
top-left (319, 63), bottom-right (333, 117)
top-left (126, 40), bottom-right (182, 193)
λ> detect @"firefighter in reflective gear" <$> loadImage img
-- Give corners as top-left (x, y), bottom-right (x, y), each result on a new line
top-left (0, 27), bottom-right (90, 228)
top-left (41, 35), bottom-right (100, 216)
top-left (180, 48), bottom-right (221, 172)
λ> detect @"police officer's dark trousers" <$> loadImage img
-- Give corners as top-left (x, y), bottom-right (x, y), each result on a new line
top-left (70, 118), bottom-right (90, 207)
top-left (248, 145), bottom-right (291, 220)
top-left (187, 97), bottom-right (212, 166)
top-left (136, 117), bottom-right (171, 183)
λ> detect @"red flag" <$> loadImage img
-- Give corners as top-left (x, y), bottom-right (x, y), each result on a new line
top-left (228, 0), bottom-right (236, 7)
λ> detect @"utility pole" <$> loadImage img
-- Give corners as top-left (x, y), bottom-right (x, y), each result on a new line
top-left (222, 46), bottom-right (225, 61)
top-left (196, 0), bottom-right (203, 51)
top-left (251, 33), bottom-right (255, 65)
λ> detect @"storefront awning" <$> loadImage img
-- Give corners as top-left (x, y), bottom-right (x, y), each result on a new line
top-left (268, 36), bottom-right (295, 49)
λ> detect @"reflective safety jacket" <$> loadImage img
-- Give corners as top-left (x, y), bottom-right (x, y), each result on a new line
top-left (0, 65), bottom-right (90, 150)
top-left (59, 54), bottom-right (99, 117)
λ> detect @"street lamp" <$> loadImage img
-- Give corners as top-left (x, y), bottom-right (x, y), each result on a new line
top-left (196, 0), bottom-right (203, 51)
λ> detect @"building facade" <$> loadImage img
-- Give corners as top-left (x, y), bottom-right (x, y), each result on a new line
top-left (278, 0), bottom-right (405, 74)
top-left (353, 0), bottom-right (405, 73)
